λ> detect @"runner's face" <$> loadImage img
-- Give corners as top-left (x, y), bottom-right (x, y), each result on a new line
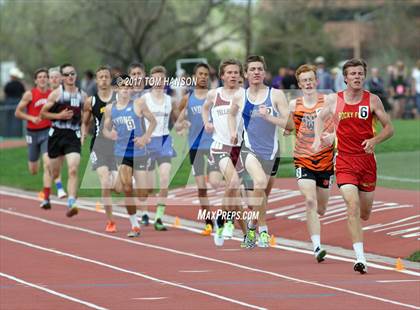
top-left (129, 67), bottom-right (145, 88)
top-left (195, 67), bottom-right (209, 88)
top-left (297, 71), bottom-right (317, 95)
top-left (62, 66), bottom-right (77, 86)
top-left (345, 66), bottom-right (365, 90)
top-left (118, 84), bottom-right (132, 99)
top-left (49, 72), bottom-right (61, 89)
top-left (96, 70), bottom-right (111, 90)
top-left (151, 72), bottom-right (165, 89)
top-left (246, 62), bottom-right (265, 86)
top-left (221, 64), bottom-right (240, 89)
top-left (35, 72), bottom-right (48, 88)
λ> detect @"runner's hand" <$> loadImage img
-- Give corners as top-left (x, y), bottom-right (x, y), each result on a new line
top-left (59, 108), bottom-right (73, 120)
top-left (204, 122), bottom-right (214, 133)
top-left (362, 138), bottom-right (376, 154)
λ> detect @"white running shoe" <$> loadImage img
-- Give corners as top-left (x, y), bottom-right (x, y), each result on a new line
top-left (222, 221), bottom-right (234, 239)
top-left (57, 188), bottom-right (67, 199)
top-left (214, 225), bottom-right (224, 247)
top-left (353, 260), bottom-right (368, 274)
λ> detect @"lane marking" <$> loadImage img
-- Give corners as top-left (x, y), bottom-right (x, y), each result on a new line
top-left (377, 280), bottom-right (420, 283)
top-left (0, 272), bottom-right (108, 310)
top-left (1, 210), bottom-right (420, 309)
top-left (378, 176), bottom-right (420, 183)
top-left (179, 270), bottom-right (211, 273)
top-left (1, 235), bottom-right (266, 310)
top-left (132, 297), bottom-right (168, 300)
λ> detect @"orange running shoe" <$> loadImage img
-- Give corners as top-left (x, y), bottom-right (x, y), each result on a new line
top-left (105, 221), bottom-right (117, 233)
top-left (201, 223), bottom-right (213, 236)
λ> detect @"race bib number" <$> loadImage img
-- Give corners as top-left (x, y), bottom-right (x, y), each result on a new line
top-left (295, 167), bottom-right (302, 179)
top-left (358, 106), bottom-right (369, 120)
top-left (126, 119), bottom-right (135, 131)
top-left (26, 135), bottom-right (32, 144)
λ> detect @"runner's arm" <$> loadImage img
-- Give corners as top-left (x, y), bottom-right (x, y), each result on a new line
top-left (40, 88), bottom-right (72, 120)
top-left (312, 93), bottom-right (335, 152)
top-left (81, 96), bottom-right (93, 145)
top-left (228, 90), bottom-right (243, 145)
top-left (15, 91), bottom-right (38, 123)
top-left (361, 94), bottom-right (394, 153)
top-left (102, 104), bottom-right (116, 140)
top-left (202, 89), bottom-right (215, 133)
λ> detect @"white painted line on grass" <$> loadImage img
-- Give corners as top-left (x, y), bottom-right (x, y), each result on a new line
top-left (0, 235), bottom-right (266, 310)
top-left (0, 272), bottom-right (108, 310)
top-left (1, 210), bottom-right (419, 309)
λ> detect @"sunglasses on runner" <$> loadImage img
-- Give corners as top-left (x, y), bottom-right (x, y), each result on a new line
top-left (62, 72), bottom-right (76, 77)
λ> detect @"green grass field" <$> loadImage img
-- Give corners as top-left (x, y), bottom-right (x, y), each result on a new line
top-left (0, 120), bottom-right (419, 195)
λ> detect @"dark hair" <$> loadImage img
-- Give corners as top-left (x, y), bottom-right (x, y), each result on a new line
top-left (60, 63), bottom-right (74, 74)
top-left (219, 59), bottom-right (243, 77)
top-left (85, 70), bottom-right (94, 79)
top-left (193, 63), bottom-right (210, 74)
top-left (34, 68), bottom-right (48, 80)
top-left (245, 55), bottom-right (267, 72)
top-left (95, 66), bottom-right (112, 76)
top-left (127, 62), bottom-right (145, 74)
top-left (342, 58), bottom-right (367, 77)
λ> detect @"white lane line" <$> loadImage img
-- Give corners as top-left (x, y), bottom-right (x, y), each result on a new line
top-left (1, 210), bottom-right (419, 309)
top-left (132, 297), bottom-right (168, 300)
top-left (378, 176), bottom-right (420, 183)
top-left (377, 280), bottom-right (420, 283)
top-left (0, 235), bottom-right (265, 310)
top-left (2, 206), bottom-right (418, 277)
top-left (179, 270), bottom-right (211, 273)
top-left (0, 272), bottom-right (108, 310)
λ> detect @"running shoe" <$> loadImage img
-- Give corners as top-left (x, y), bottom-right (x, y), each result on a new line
top-left (40, 200), bottom-right (51, 210)
top-left (214, 226), bottom-right (224, 247)
top-left (240, 235), bottom-right (247, 248)
top-left (315, 247), bottom-right (327, 263)
top-left (127, 226), bottom-right (141, 237)
top-left (258, 231), bottom-right (270, 248)
top-left (66, 204), bottom-right (79, 217)
top-left (154, 218), bottom-right (167, 231)
top-left (201, 223), bottom-right (213, 236)
top-left (57, 188), bottom-right (67, 199)
top-left (245, 228), bottom-right (257, 249)
top-left (222, 221), bottom-right (234, 239)
top-left (141, 214), bottom-right (150, 226)
top-left (105, 221), bottom-right (117, 233)
top-left (353, 260), bottom-right (368, 274)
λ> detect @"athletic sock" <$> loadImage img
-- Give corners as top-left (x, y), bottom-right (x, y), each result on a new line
top-left (353, 242), bottom-right (365, 261)
top-left (156, 203), bottom-right (165, 220)
top-left (67, 197), bottom-right (75, 208)
top-left (258, 225), bottom-right (268, 234)
top-left (205, 218), bottom-right (213, 227)
top-left (129, 214), bottom-right (139, 228)
top-left (43, 187), bottom-right (51, 201)
top-left (248, 222), bottom-right (256, 230)
top-left (55, 181), bottom-right (63, 191)
top-left (311, 234), bottom-right (321, 252)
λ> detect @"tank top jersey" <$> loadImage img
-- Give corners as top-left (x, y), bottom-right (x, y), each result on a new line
top-left (143, 92), bottom-right (172, 137)
top-left (51, 85), bottom-right (84, 131)
top-left (187, 91), bottom-right (213, 150)
top-left (27, 88), bottom-right (52, 130)
top-left (242, 87), bottom-right (278, 160)
top-left (293, 95), bottom-right (334, 171)
top-left (111, 100), bottom-right (145, 157)
top-left (90, 91), bottom-right (117, 152)
top-left (210, 87), bottom-right (243, 146)
top-left (335, 90), bottom-right (375, 156)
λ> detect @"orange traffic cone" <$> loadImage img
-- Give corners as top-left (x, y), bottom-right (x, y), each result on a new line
top-left (38, 191), bottom-right (45, 200)
top-left (174, 216), bottom-right (181, 228)
top-left (395, 258), bottom-right (405, 271)
top-left (95, 201), bottom-right (102, 212)
top-left (269, 234), bottom-right (276, 247)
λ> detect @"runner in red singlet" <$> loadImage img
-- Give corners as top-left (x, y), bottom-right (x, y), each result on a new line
top-left (313, 59), bottom-right (394, 274)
